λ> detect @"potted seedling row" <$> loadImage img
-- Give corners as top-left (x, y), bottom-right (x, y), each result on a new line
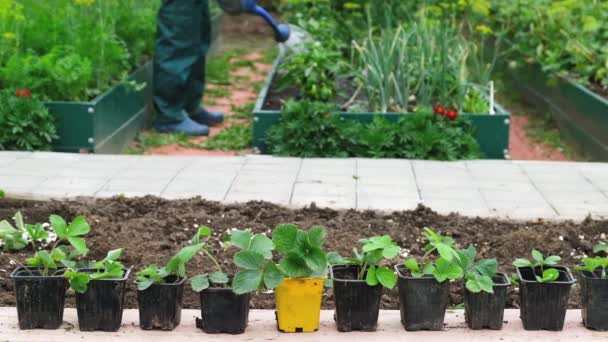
top-left (330, 235), bottom-right (399, 332)
top-left (190, 227), bottom-right (281, 334)
top-left (397, 228), bottom-right (463, 331)
top-left (10, 214), bottom-right (90, 330)
top-left (458, 246), bottom-right (509, 330)
top-left (271, 224), bottom-right (337, 333)
top-left (575, 241), bottom-right (608, 331)
top-left (513, 250), bottom-right (576, 331)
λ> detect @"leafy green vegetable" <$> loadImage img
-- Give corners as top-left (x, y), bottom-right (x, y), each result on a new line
top-left (272, 225), bottom-right (332, 279)
top-left (403, 227), bottom-right (463, 283)
top-left (575, 256), bottom-right (608, 279)
top-left (341, 235), bottom-right (398, 289)
top-left (63, 248), bottom-right (126, 294)
top-left (513, 250), bottom-right (562, 283)
top-left (457, 246), bottom-right (498, 294)
top-left (0, 211), bottom-right (49, 251)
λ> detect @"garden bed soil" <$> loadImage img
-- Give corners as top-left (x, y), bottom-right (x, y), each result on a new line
top-left (1, 197), bottom-right (606, 310)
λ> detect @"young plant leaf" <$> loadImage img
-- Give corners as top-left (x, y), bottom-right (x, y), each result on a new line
top-left (376, 266), bottom-right (397, 288)
top-left (404, 258), bottom-right (419, 272)
top-left (209, 272), bottom-right (229, 284)
top-left (263, 263), bottom-right (284, 289)
top-left (513, 258), bottom-right (533, 268)
top-left (232, 269), bottom-right (263, 295)
top-left (536, 268), bottom-right (560, 283)
top-left (307, 226), bottom-right (326, 247)
top-left (531, 249), bottom-right (544, 263)
top-left (366, 265), bottom-right (379, 286)
top-left (279, 253), bottom-right (310, 278)
top-left (191, 274), bottom-right (210, 292)
top-left (272, 224), bottom-right (298, 253)
top-left (249, 234), bottom-right (274, 258)
top-left (67, 216), bottom-right (90, 236)
top-left (65, 270), bottom-right (90, 294)
top-left (234, 251), bottom-right (265, 270)
top-left (230, 230), bottom-right (253, 250)
top-left (49, 214), bottom-right (68, 238)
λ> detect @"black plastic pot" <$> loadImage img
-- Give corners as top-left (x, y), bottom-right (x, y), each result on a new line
top-left (10, 267), bottom-right (68, 330)
top-left (137, 276), bottom-right (186, 330)
top-left (75, 268), bottom-right (130, 331)
top-left (516, 265), bottom-right (576, 331)
top-left (395, 264), bottom-right (448, 331)
top-left (579, 270), bottom-right (608, 331)
top-left (330, 265), bottom-right (383, 332)
top-left (196, 288), bottom-right (250, 334)
top-left (464, 272), bottom-right (510, 330)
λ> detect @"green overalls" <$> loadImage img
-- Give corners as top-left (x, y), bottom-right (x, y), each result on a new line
top-left (153, 0), bottom-right (211, 124)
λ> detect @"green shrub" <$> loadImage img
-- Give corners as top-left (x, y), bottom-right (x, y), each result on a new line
top-left (266, 100), bottom-right (481, 160)
top-left (0, 89), bottom-right (57, 151)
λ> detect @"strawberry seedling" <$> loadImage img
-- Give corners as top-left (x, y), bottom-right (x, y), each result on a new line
top-left (575, 256), bottom-right (608, 279)
top-left (0, 211), bottom-right (49, 251)
top-left (272, 224), bottom-right (338, 279)
top-left (64, 248), bottom-right (125, 293)
top-left (593, 240), bottom-right (608, 255)
top-left (342, 235), bottom-right (399, 288)
top-left (513, 249), bottom-right (561, 282)
top-left (457, 245), bottom-right (498, 294)
top-left (403, 227), bottom-right (463, 282)
top-left (23, 214), bottom-right (90, 276)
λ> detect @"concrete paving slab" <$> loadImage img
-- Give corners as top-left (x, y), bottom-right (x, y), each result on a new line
top-left (1, 308), bottom-right (601, 341)
top-left (1, 152), bottom-right (606, 222)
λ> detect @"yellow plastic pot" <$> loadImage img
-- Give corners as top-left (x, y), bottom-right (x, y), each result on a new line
top-left (275, 278), bottom-right (324, 333)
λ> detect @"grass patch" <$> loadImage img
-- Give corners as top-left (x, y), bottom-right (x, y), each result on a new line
top-left (192, 123), bottom-right (252, 151)
top-left (206, 87), bottom-right (231, 98)
top-left (260, 47), bottom-right (280, 64)
top-left (231, 103), bottom-right (254, 119)
top-left (206, 48), bottom-right (248, 85)
top-left (126, 131), bottom-right (191, 154)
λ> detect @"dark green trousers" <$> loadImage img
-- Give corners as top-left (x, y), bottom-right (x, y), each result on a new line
top-left (153, 0), bottom-right (211, 124)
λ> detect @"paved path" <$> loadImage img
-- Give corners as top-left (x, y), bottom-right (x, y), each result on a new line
top-left (1, 152), bottom-right (607, 221)
top-left (0, 308), bottom-right (602, 341)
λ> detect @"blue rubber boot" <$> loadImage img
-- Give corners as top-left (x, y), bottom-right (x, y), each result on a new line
top-left (154, 116), bottom-right (210, 136)
top-left (190, 107), bottom-right (224, 126)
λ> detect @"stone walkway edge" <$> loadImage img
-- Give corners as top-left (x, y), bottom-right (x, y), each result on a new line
top-left (1, 152), bottom-right (607, 222)
top-left (0, 308), bottom-right (602, 341)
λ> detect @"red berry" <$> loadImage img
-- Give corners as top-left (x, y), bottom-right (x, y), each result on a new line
top-left (23, 89), bottom-right (31, 98)
top-left (15, 89), bottom-right (23, 97)
top-left (446, 109), bottom-right (458, 121)
top-left (433, 105), bottom-right (445, 116)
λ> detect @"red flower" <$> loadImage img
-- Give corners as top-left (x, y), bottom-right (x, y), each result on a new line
top-left (433, 105), bottom-right (445, 116)
top-left (15, 89), bottom-right (31, 98)
top-left (445, 108), bottom-right (458, 121)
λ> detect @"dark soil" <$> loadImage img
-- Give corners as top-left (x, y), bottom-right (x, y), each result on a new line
top-left (1, 197), bottom-right (606, 310)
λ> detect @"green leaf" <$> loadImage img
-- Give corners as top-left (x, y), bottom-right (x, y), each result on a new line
top-left (50, 248), bottom-right (66, 262)
top-left (376, 266), bottom-right (397, 289)
top-left (474, 259), bottom-right (497, 278)
top-left (103, 249), bottom-right (123, 262)
top-left (67, 216), bottom-right (90, 236)
top-left (0, 220), bottom-right (16, 235)
top-left (434, 258), bottom-right (463, 282)
top-left (466, 279), bottom-right (482, 293)
top-left (436, 243), bottom-right (457, 262)
top-left (232, 269), bottom-right (263, 295)
top-left (65, 271), bottom-right (90, 294)
top-left (366, 265), bottom-right (379, 286)
top-left (249, 234), bottom-right (274, 258)
top-left (14, 212), bottom-right (24, 231)
top-left (531, 250), bottom-right (543, 263)
top-left (513, 258), bottom-right (533, 268)
top-left (26, 257), bottom-right (41, 267)
top-left (404, 258), bottom-right (419, 272)
top-left (303, 247), bottom-right (328, 274)
top-left (263, 262), bottom-right (284, 289)
top-left (209, 272), bottom-right (229, 284)
top-left (37, 251), bottom-right (57, 269)
top-left (234, 251), bottom-right (265, 270)
top-left (272, 224), bottom-right (298, 253)
top-left (326, 252), bottom-right (344, 265)
top-left (174, 244), bottom-right (203, 265)
top-left (50, 214), bottom-right (68, 238)
top-left (192, 226), bottom-right (211, 244)
top-left (541, 268), bottom-right (559, 282)
top-left (422, 262), bottom-right (435, 275)
top-left (137, 278), bottom-right (155, 291)
top-left (477, 275), bottom-right (494, 293)
top-left (230, 230), bottom-right (252, 250)
top-left (543, 255), bottom-right (561, 265)
top-left (279, 254), bottom-right (311, 278)
top-left (191, 274), bottom-right (210, 292)
top-left (68, 236), bottom-right (88, 255)
top-left (307, 226), bottom-right (326, 247)
top-left (382, 245), bottom-right (400, 259)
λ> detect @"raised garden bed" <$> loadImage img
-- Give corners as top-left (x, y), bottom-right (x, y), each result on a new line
top-left (46, 13), bottom-right (223, 154)
top-left (253, 51), bottom-right (511, 159)
top-left (499, 62), bottom-right (608, 161)
top-left (1, 196), bottom-right (606, 311)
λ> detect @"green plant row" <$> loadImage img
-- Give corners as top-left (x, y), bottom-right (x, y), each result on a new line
top-left (3, 212), bottom-right (606, 295)
top-left (266, 100), bottom-right (481, 160)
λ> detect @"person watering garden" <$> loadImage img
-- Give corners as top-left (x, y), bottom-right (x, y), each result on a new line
top-left (153, 0), bottom-right (224, 136)
top-left (152, 0), bottom-right (290, 136)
